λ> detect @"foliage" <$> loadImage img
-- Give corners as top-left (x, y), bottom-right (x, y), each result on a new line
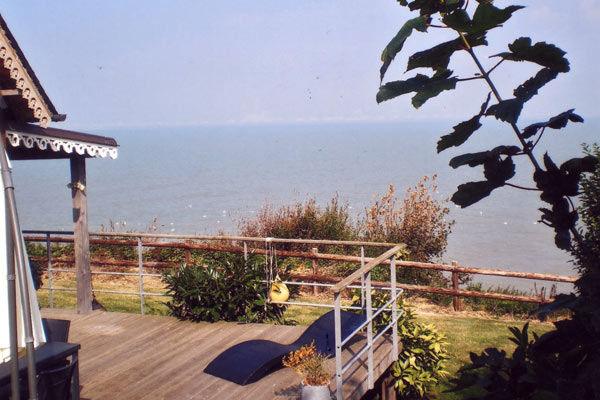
top-left (28, 258), bottom-right (43, 291)
top-left (161, 253), bottom-right (284, 323)
top-left (449, 323), bottom-right (562, 399)
top-left (361, 175), bottom-right (453, 262)
top-left (463, 283), bottom-right (537, 316)
top-left (238, 194), bottom-right (357, 252)
top-left (352, 291), bottom-right (448, 398)
top-left (361, 175), bottom-right (453, 288)
top-left (449, 144), bottom-right (600, 399)
top-left (282, 342), bottom-right (331, 386)
top-left (379, 2), bottom-right (600, 398)
top-left (377, 1), bottom-right (597, 251)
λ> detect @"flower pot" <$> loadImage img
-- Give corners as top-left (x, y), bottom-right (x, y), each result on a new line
top-left (301, 384), bottom-right (331, 400)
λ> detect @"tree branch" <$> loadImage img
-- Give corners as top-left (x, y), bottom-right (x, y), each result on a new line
top-left (486, 59), bottom-right (505, 75)
top-left (505, 183), bottom-right (540, 191)
top-left (531, 126), bottom-right (546, 152)
top-left (458, 32), bottom-right (542, 172)
top-left (457, 76), bottom-right (484, 82)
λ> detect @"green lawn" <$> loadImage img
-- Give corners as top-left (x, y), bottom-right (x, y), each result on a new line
top-left (415, 313), bottom-right (554, 399)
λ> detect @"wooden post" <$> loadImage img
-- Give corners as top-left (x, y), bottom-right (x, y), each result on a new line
top-left (452, 261), bottom-right (461, 312)
top-left (184, 248), bottom-right (191, 265)
top-left (311, 248), bottom-right (319, 295)
top-left (70, 156), bottom-right (92, 314)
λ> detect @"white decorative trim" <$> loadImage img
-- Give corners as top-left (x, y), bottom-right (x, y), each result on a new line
top-left (6, 130), bottom-right (118, 159)
top-left (0, 28), bottom-right (53, 127)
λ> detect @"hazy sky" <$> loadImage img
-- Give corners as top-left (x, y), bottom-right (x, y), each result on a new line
top-left (2, 1), bottom-right (599, 130)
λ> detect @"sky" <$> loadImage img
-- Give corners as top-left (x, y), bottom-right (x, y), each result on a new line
top-left (1, 1), bottom-right (599, 130)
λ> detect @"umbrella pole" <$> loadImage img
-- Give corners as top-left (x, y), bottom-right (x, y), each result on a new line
top-left (0, 146), bottom-right (37, 399)
top-left (6, 201), bottom-right (19, 400)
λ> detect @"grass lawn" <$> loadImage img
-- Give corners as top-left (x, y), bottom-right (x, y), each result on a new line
top-left (415, 312), bottom-right (554, 399)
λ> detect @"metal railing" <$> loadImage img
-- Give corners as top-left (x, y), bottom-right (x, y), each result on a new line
top-left (24, 230), bottom-right (576, 316)
top-left (23, 230), bottom-right (402, 315)
top-left (25, 230), bottom-right (407, 398)
top-left (330, 245), bottom-right (404, 400)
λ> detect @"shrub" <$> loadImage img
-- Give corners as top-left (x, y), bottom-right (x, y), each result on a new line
top-left (449, 323), bottom-right (559, 399)
top-left (361, 176), bottom-right (453, 289)
top-left (463, 283), bottom-right (538, 316)
top-left (282, 342), bottom-right (331, 386)
top-left (352, 291), bottom-right (449, 398)
top-left (28, 258), bottom-right (44, 290)
top-left (238, 194), bottom-right (357, 252)
top-left (360, 175), bottom-right (453, 262)
top-left (161, 253), bottom-right (284, 323)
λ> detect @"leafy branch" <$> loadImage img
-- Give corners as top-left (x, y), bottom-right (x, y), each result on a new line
top-left (376, 0), bottom-right (598, 250)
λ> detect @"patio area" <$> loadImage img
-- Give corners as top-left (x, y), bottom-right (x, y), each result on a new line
top-left (41, 308), bottom-right (396, 400)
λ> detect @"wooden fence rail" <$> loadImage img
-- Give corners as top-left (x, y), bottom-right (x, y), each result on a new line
top-left (24, 232), bottom-right (577, 310)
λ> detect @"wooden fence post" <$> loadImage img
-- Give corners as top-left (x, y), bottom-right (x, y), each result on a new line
top-left (184, 248), bottom-right (191, 265)
top-left (452, 261), bottom-right (461, 312)
top-left (312, 248), bottom-right (319, 295)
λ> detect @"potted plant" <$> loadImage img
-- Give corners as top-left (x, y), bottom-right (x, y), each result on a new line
top-left (282, 342), bottom-right (332, 400)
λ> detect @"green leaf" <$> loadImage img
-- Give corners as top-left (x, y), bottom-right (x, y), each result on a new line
top-left (485, 98), bottom-right (524, 124)
top-left (522, 109), bottom-right (584, 139)
top-left (377, 70), bottom-right (458, 108)
top-left (449, 145), bottom-right (520, 168)
top-left (407, 34), bottom-right (487, 73)
top-left (443, 3), bottom-right (524, 34)
top-left (380, 16), bottom-right (428, 82)
top-left (493, 37), bottom-right (569, 73)
top-left (406, 0), bottom-right (464, 15)
top-left (513, 68), bottom-right (558, 102)
top-left (452, 181), bottom-right (501, 208)
top-left (538, 198), bottom-right (577, 249)
top-left (437, 93), bottom-right (490, 152)
top-left (484, 157), bottom-right (515, 185)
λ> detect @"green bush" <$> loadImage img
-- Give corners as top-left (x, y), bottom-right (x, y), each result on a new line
top-left (449, 323), bottom-right (558, 399)
top-left (238, 194), bottom-right (357, 253)
top-left (464, 283), bottom-right (538, 316)
top-left (352, 291), bottom-right (448, 398)
top-left (161, 253), bottom-right (285, 323)
top-left (28, 258), bottom-right (44, 290)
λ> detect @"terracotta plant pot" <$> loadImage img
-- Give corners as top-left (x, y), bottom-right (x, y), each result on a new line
top-left (301, 384), bottom-right (331, 400)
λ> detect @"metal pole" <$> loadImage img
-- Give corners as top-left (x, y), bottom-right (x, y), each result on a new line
top-left (366, 268), bottom-right (374, 389)
top-left (334, 292), bottom-right (343, 400)
top-left (360, 246), bottom-right (365, 312)
top-left (1, 147), bottom-right (37, 399)
top-left (390, 255), bottom-right (398, 360)
top-left (6, 205), bottom-right (19, 400)
top-left (46, 232), bottom-right (54, 308)
top-left (243, 242), bottom-right (247, 261)
top-left (137, 237), bottom-right (145, 315)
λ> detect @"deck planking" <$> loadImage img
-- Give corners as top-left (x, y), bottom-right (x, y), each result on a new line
top-left (42, 309), bottom-right (396, 400)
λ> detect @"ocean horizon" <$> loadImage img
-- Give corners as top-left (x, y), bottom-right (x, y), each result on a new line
top-left (13, 119), bottom-right (597, 292)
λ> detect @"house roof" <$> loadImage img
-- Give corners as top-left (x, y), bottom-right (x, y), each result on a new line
top-left (0, 14), bottom-right (65, 127)
top-left (0, 13), bottom-right (118, 159)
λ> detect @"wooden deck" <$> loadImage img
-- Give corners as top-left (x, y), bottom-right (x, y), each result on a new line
top-left (41, 309), bottom-right (396, 400)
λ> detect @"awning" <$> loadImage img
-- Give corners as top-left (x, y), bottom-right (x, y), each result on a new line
top-left (5, 122), bottom-right (118, 160)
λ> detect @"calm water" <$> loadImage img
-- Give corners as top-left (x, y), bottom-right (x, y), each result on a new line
top-left (12, 120), bottom-right (598, 292)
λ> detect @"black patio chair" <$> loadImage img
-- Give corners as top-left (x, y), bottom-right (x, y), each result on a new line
top-left (203, 310), bottom-right (365, 385)
top-left (36, 357), bottom-right (77, 400)
top-left (42, 319), bottom-right (70, 343)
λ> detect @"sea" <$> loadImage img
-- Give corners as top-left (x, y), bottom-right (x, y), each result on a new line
top-left (10, 119), bottom-right (598, 293)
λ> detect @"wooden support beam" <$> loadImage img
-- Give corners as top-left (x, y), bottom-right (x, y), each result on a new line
top-left (0, 89), bottom-right (20, 96)
top-left (70, 155), bottom-right (91, 313)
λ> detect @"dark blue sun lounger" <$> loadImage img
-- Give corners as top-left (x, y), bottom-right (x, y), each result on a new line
top-left (203, 310), bottom-right (365, 385)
